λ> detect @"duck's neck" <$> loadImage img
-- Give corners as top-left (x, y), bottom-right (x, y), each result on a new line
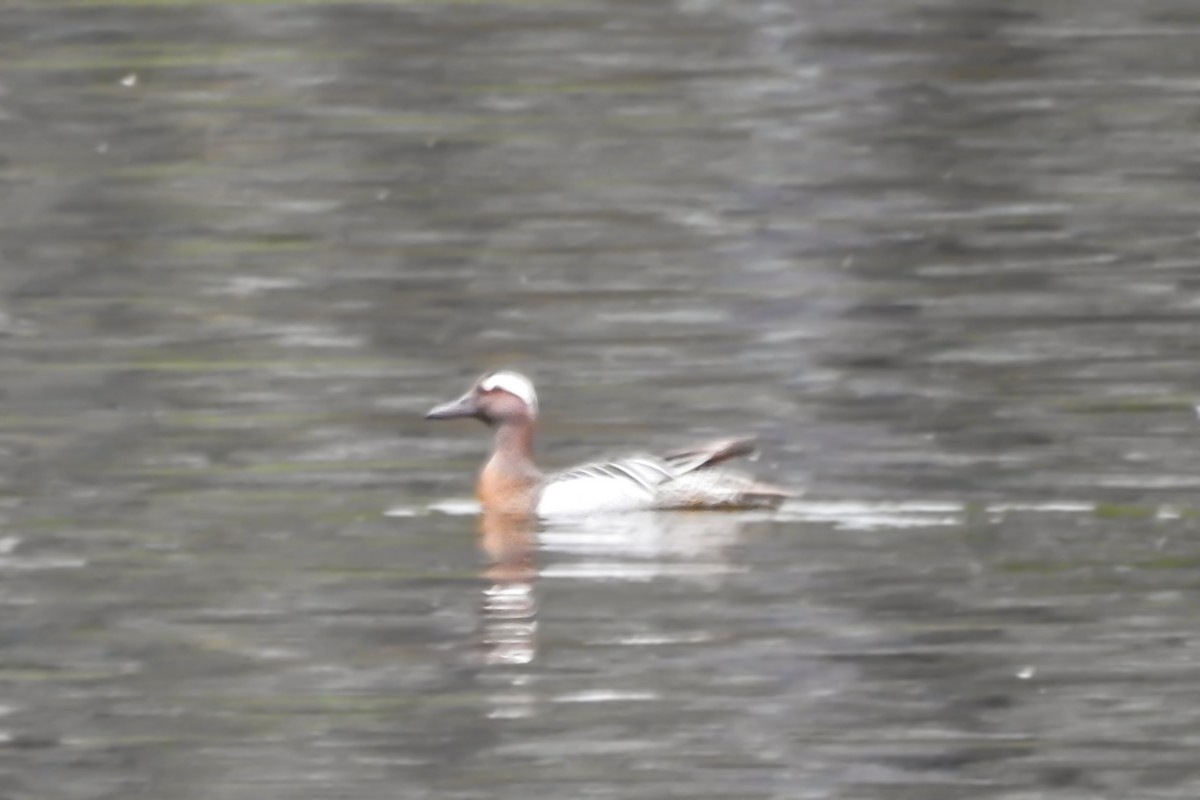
top-left (492, 419), bottom-right (537, 472)
top-left (478, 419), bottom-right (542, 513)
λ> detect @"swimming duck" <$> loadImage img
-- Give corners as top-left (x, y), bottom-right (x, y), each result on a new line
top-left (425, 371), bottom-right (791, 516)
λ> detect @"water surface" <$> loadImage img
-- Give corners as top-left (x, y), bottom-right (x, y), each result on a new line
top-left (3, 1), bottom-right (1200, 798)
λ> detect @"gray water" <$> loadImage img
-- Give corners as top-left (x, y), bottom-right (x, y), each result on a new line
top-left (3, 1), bottom-right (1200, 798)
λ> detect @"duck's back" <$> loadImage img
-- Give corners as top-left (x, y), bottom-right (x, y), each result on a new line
top-left (535, 437), bottom-right (790, 517)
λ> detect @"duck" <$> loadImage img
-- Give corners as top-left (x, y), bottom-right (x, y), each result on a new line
top-left (425, 371), bottom-right (792, 516)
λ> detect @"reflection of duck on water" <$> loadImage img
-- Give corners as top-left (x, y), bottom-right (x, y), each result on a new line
top-left (475, 506), bottom-right (763, 666)
top-left (478, 509), bottom-right (538, 666)
top-left (426, 371), bottom-right (792, 517)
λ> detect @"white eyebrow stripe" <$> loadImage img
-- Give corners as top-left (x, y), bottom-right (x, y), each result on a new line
top-left (480, 371), bottom-right (538, 414)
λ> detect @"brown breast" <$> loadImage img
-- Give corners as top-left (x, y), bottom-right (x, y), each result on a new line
top-left (478, 456), bottom-right (541, 516)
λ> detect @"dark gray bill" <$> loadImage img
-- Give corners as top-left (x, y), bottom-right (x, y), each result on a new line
top-left (424, 393), bottom-right (479, 420)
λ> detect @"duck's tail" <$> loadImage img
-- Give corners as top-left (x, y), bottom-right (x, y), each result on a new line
top-left (659, 436), bottom-right (795, 510)
top-left (735, 480), bottom-right (795, 509)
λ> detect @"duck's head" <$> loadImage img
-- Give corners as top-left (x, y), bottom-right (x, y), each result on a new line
top-left (425, 371), bottom-right (539, 426)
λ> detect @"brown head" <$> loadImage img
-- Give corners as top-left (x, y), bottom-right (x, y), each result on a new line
top-left (424, 371), bottom-right (539, 428)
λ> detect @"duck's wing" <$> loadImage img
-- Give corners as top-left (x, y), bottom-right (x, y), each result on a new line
top-left (552, 456), bottom-right (676, 489)
top-left (537, 439), bottom-right (793, 516)
top-left (538, 455), bottom-right (679, 516)
top-left (660, 436), bottom-right (760, 474)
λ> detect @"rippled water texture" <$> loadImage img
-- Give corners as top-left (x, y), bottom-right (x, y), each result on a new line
top-left (3, 1), bottom-right (1200, 798)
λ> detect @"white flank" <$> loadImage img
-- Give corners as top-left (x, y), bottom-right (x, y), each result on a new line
top-left (537, 472), bottom-right (657, 516)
